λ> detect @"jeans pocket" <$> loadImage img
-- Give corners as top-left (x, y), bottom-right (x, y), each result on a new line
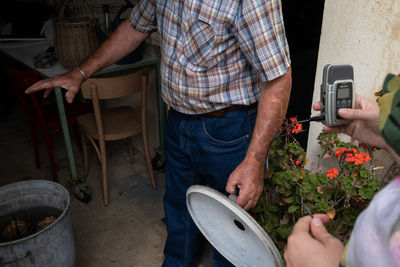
top-left (202, 117), bottom-right (251, 146)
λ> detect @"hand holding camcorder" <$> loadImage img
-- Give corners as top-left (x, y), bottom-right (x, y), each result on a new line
top-left (320, 64), bottom-right (355, 126)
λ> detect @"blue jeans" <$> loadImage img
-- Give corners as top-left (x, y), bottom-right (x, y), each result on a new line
top-left (162, 104), bottom-right (257, 267)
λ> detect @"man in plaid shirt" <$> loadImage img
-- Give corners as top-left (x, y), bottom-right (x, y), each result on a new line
top-left (27, 0), bottom-right (291, 265)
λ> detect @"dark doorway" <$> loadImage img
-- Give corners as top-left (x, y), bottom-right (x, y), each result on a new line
top-left (282, 0), bottom-right (325, 148)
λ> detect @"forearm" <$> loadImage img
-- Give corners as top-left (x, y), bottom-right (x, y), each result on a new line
top-left (246, 68), bottom-right (292, 166)
top-left (77, 20), bottom-right (149, 78)
top-left (385, 146), bottom-right (400, 166)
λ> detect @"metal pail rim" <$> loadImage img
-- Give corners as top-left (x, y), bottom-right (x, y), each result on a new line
top-left (0, 180), bottom-right (70, 246)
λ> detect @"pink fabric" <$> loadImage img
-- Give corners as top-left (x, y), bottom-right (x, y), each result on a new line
top-left (344, 177), bottom-right (400, 267)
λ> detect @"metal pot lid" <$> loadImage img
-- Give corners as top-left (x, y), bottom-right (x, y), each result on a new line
top-left (186, 185), bottom-right (283, 267)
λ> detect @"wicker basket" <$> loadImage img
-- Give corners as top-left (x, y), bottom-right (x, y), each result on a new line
top-left (54, 2), bottom-right (100, 69)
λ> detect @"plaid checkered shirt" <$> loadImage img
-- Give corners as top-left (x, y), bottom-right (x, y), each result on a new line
top-left (130, 0), bottom-right (291, 114)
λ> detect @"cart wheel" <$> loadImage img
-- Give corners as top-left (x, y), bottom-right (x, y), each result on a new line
top-left (71, 178), bottom-right (92, 203)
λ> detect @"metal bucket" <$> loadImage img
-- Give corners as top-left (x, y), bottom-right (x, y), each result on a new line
top-left (0, 180), bottom-right (75, 266)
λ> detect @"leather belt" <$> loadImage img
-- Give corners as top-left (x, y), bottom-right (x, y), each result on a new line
top-left (197, 103), bottom-right (257, 118)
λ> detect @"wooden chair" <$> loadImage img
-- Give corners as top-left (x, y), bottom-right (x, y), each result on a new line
top-left (77, 68), bottom-right (157, 205)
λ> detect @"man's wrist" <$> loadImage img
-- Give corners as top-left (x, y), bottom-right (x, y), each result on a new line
top-left (74, 66), bottom-right (88, 81)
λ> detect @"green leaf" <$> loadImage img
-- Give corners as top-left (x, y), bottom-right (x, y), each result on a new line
top-left (302, 184), bottom-right (312, 193)
top-left (305, 193), bottom-right (313, 201)
top-left (319, 177), bottom-right (328, 185)
top-left (310, 175), bottom-right (318, 186)
top-left (343, 176), bottom-right (353, 190)
top-left (265, 215), bottom-right (280, 227)
top-left (283, 196), bottom-right (293, 204)
top-left (288, 205), bottom-right (299, 213)
top-left (359, 187), bottom-right (374, 200)
top-left (276, 225), bottom-right (293, 239)
top-left (369, 178), bottom-right (380, 190)
top-left (315, 201), bottom-right (329, 213)
top-left (277, 150), bottom-right (285, 156)
top-left (359, 169), bottom-right (370, 179)
top-left (286, 142), bottom-right (305, 156)
top-left (275, 176), bottom-right (283, 185)
top-left (266, 205), bottom-right (279, 213)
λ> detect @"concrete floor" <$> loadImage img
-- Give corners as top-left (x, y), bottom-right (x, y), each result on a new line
top-left (0, 108), bottom-right (213, 266)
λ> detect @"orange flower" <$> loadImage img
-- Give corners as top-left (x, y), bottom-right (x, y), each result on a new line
top-left (291, 123), bottom-right (302, 134)
top-left (363, 153), bottom-right (371, 162)
top-left (289, 117), bottom-right (297, 123)
top-left (336, 148), bottom-right (348, 159)
top-left (345, 153), bottom-right (355, 163)
top-left (326, 168), bottom-right (338, 179)
top-left (354, 152), bottom-right (371, 165)
top-left (354, 154), bottom-right (364, 165)
top-left (336, 148), bottom-right (359, 160)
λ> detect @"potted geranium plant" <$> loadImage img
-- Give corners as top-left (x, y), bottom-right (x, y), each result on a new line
top-left (252, 118), bottom-right (383, 256)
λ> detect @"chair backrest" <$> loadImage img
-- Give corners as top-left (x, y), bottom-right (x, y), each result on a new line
top-left (80, 68), bottom-right (149, 100)
top-left (79, 68), bottom-right (149, 143)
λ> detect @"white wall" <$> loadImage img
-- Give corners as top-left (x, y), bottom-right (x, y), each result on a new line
top-left (306, 0), bottom-right (400, 169)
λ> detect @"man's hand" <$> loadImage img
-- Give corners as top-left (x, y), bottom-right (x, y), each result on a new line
top-left (25, 68), bottom-right (84, 103)
top-left (25, 20), bottom-right (148, 104)
top-left (225, 157), bottom-right (264, 210)
top-left (284, 214), bottom-right (344, 267)
top-left (226, 68), bottom-right (292, 210)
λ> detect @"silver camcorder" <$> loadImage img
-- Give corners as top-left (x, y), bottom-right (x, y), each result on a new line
top-left (320, 64), bottom-right (355, 126)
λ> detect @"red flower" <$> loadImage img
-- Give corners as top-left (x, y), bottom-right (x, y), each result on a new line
top-left (295, 160), bottom-right (302, 166)
top-left (289, 117), bottom-right (297, 123)
top-left (360, 143), bottom-right (368, 150)
top-left (354, 152), bottom-right (371, 165)
top-left (363, 153), bottom-right (371, 162)
top-left (336, 148), bottom-right (348, 159)
top-left (326, 168), bottom-right (338, 179)
top-left (291, 123), bottom-right (302, 134)
top-left (336, 148), bottom-right (347, 158)
top-left (336, 148), bottom-right (359, 160)
top-left (345, 153), bottom-right (355, 163)
top-left (354, 153), bottom-right (364, 165)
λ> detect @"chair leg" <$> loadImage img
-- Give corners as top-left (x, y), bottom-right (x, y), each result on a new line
top-left (127, 137), bottom-right (135, 164)
top-left (99, 139), bottom-right (108, 206)
top-left (81, 131), bottom-right (88, 177)
top-left (27, 122), bottom-right (40, 169)
top-left (141, 131), bottom-right (157, 190)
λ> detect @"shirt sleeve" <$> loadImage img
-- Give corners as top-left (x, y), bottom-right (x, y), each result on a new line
top-left (234, 0), bottom-right (291, 82)
top-left (129, 0), bottom-right (157, 33)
